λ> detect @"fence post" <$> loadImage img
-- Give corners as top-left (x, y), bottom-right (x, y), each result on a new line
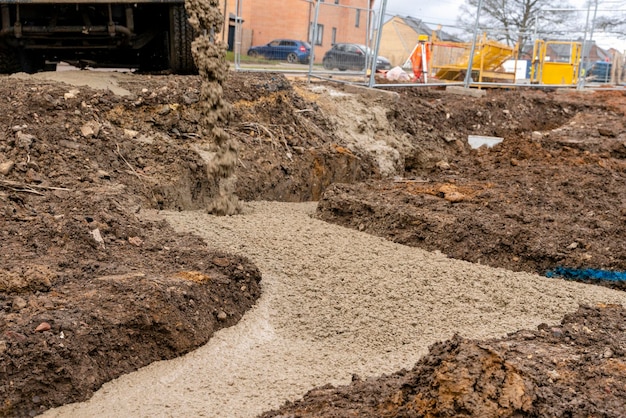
top-left (579, 0), bottom-right (599, 89)
top-left (234, 0), bottom-right (243, 70)
top-left (307, 0), bottom-right (321, 82)
top-left (368, 0), bottom-right (387, 88)
top-left (464, 0), bottom-right (484, 88)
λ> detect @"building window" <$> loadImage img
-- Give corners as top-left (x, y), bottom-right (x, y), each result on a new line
top-left (316, 24), bottom-right (324, 45)
top-left (335, 0), bottom-right (339, 3)
top-left (355, 9), bottom-right (360, 28)
top-left (309, 22), bottom-right (324, 46)
top-left (332, 27), bottom-right (337, 45)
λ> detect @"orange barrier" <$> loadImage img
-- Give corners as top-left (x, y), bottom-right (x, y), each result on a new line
top-left (410, 42), bottom-right (432, 82)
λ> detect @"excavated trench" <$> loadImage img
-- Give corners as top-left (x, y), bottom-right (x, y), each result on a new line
top-left (217, 78), bottom-right (585, 203)
top-left (146, 75), bottom-right (626, 292)
top-left (128, 75), bottom-right (626, 289)
top-left (4, 63), bottom-right (626, 416)
top-left (34, 74), bottom-right (626, 417)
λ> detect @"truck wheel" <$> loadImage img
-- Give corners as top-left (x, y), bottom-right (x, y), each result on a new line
top-left (0, 48), bottom-right (45, 74)
top-left (169, 5), bottom-right (196, 74)
top-left (18, 52), bottom-right (46, 74)
top-left (0, 47), bottom-right (21, 74)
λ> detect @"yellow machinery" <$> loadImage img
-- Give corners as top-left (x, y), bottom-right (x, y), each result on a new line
top-left (530, 40), bottom-right (581, 85)
top-left (431, 34), bottom-right (517, 83)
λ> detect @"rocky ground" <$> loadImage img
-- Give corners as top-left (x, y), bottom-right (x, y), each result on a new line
top-left (1, 69), bottom-right (626, 416)
top-left (262, 304), bottom-right (626, 417)
top-left (317, 88), bottom-right (626, 286)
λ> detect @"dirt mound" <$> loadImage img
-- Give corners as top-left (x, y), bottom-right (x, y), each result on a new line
top-left (317, 89), bottom-right (626, 288)
top-left (0, 73), bottom-right (267, 416)
top-left (261, 304), bottom-right (626, 418)
top-left (224, 77), bottom-right (380, 201)
top-left (3, 69), bottom-right (626, 417)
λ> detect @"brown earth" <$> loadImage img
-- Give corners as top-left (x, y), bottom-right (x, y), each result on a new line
top-left (0, 73), bottom-right (267, 417)
top-left (317, 87), bottom-right (626, 286)
top-left (267, 84), bottom-right (626, 415)
top-left (261, 304), bottom-right (626, 418)
top-left (1, 69), bottom-right (626, 417)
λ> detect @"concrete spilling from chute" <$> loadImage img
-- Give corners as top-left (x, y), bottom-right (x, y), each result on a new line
top-left (185, 0), bottom-right (242, 215)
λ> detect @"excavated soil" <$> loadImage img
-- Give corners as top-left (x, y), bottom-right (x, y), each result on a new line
top-left (1, 69), bottom-right (626, 417)
top-left (261, 304), bottom-right (626, 418)
top-left (317, 87), bottom-right (626, 287)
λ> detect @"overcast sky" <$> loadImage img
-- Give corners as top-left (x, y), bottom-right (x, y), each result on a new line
top-left (378, 0), bottom-right (589, 27)
top-left (378, 0), bottom-right (464, 28)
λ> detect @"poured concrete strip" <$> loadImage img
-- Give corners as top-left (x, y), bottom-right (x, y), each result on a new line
top-left (43, 201), bottom-right (626, 418)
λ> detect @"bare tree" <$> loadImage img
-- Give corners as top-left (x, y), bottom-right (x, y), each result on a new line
top-left (456, 0), bottom-right (574, 53)
top-left (594, 4), bottom-right (626, 41)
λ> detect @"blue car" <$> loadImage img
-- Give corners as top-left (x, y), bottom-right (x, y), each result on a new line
top-left (247, 39), bottom-right (311, 64)
top-left (584, 61), bottom-right (612, 83)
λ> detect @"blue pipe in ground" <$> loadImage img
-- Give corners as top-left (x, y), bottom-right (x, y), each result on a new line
top-left (546, 267), bottom-right (626, 282)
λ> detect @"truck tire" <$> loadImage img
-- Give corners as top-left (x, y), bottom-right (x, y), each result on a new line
top-left (169, 5), bottom-right (196, 74)
top-left (0, 43), bottom-right (49, 74)
top-left (18, 52), bottom-right (46, 74)
top-left (0, 47), bottom-right (21, 74)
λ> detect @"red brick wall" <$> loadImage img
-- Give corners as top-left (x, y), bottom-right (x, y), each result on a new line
top-left (220, 0), bottom-right (374, 62)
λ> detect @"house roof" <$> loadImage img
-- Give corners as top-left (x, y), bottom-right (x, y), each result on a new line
top-left (582, 41), bottom-right (611, 61)
top-left (522, 40), bottom-right (611, 61)
top-left (386, 15), bottom-right (462, 43)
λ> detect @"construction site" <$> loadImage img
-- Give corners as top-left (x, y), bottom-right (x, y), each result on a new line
top-left (2, 0), bottom-right (626, 417)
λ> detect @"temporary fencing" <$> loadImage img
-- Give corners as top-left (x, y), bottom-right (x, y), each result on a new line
top-left (228, 0), bottom-right (373, 78)
top-left (225, 0), bottom-right (626, 89)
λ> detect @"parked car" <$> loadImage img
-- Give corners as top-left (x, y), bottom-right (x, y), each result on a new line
top-left (584, 61), bottom-right (612, 83)
top-left (322, 43), bottom-right (391, 72)
top-left (247, 39), bottom-right (311, 64)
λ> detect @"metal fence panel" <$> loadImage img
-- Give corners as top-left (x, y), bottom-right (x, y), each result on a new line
top-left (369, 5), bottom-right (467, 87)
top-left (308, 0), bottom-right (377, 81)
top-left (226, 0), bottom-right (626, 88)
top-left (228, 0), bottom-right (374, 76)
top-left (230, 0), bottom-right (314, 73)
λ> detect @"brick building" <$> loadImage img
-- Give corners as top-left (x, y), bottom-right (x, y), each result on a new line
top-left (219, 0), bottom-right (374, 63)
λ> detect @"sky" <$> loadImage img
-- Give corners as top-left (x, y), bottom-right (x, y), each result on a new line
top-left (382, 0), bottom-right (465, 28)
top-left (374, 0), bottom-right (626, 51)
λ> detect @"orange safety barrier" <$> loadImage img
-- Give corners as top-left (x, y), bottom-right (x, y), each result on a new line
top-left (410, 42), bottom-right (431, 82)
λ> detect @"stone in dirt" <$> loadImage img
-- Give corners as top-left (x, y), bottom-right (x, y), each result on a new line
top-left (0, 160), bottom-right (15, 175)
top-left (34, 322), bottom-right (51, 332)
top-left (261, 305), bottom-right (626, 418)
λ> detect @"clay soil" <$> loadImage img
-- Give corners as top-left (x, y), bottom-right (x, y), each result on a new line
top-left (261, 304), bottom-right (626, 418)
top-left (317, 86), bottom-right (626, 287)
top-left (1, 69), bottom-right (626, 417)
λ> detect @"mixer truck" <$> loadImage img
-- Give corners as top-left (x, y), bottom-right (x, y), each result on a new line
top-left (0, 0), bottom-right (196, 73)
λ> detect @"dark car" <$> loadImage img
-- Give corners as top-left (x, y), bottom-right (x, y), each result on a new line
top-left (322, 43), bottom-right (391, 72)
top-left (247, 39), bottom-right (311, 64)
